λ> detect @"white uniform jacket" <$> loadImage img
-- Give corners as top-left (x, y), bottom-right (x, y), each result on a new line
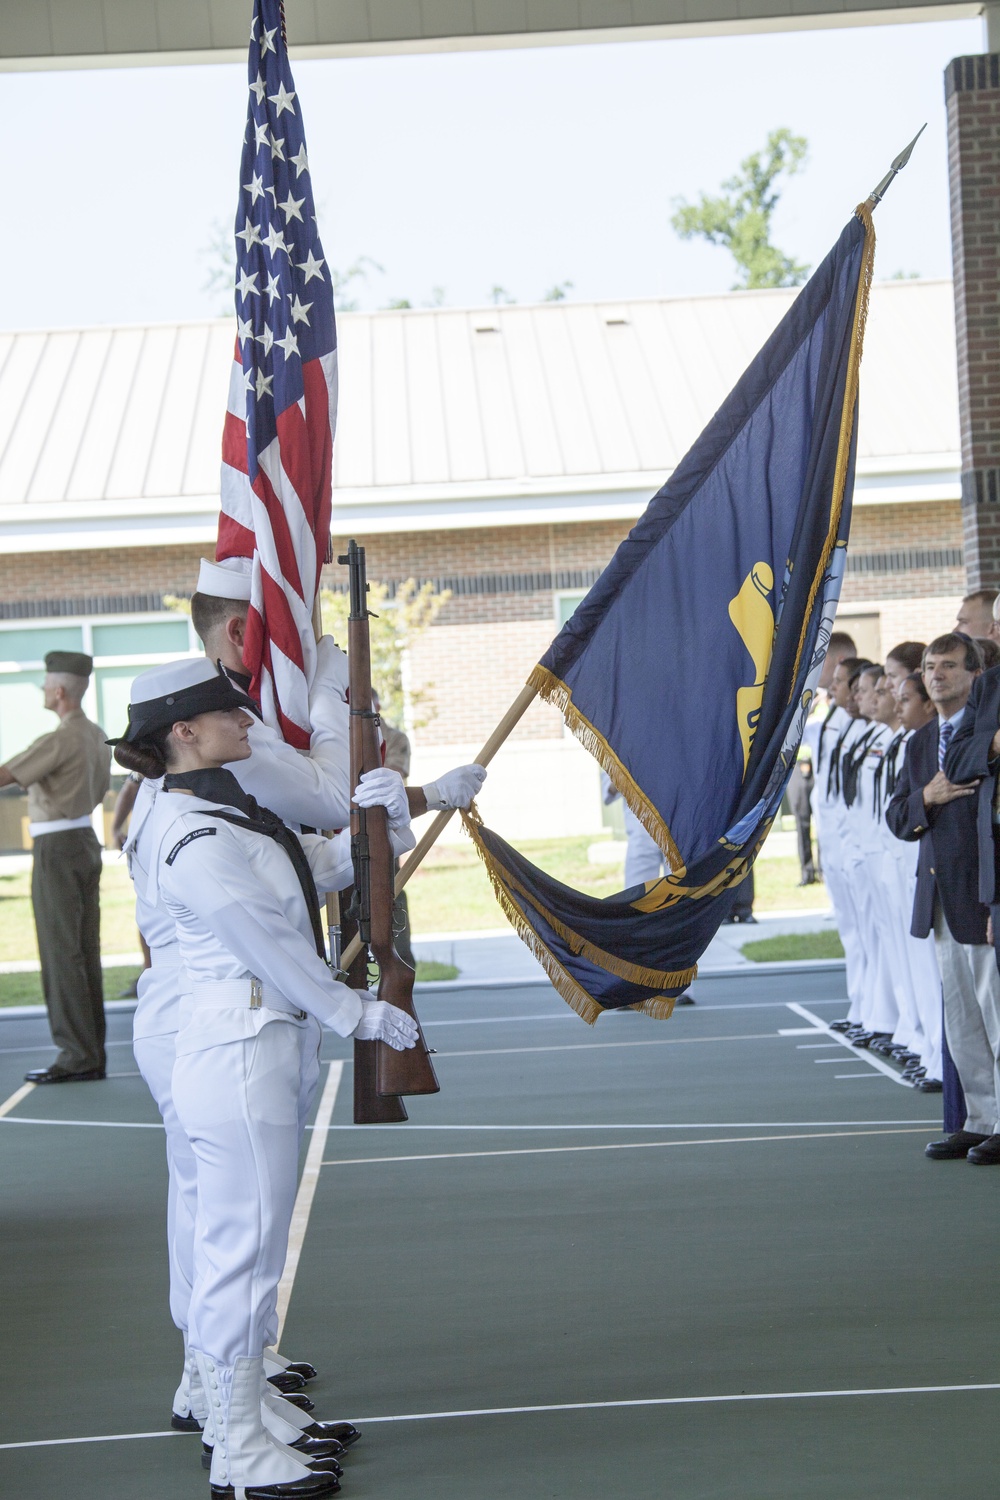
top-left (132, 785), bottom-right (363, 1056)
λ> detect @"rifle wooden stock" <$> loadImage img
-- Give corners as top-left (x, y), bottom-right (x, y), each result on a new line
top-left (342, 540), bottom-right (439, 1108)
top-left (338, 682), bottom-right (538, 974)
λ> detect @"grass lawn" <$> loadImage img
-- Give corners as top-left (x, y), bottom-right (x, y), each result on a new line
top-left (0, 964), bottom-right (142, 1009)
top-left (0, 837), bottom-right (831, 968)
top-left (741, 930), bottom-right (845, 963)
top-left (0, 862), bottom-right (140, 966)
top-left (403, 835), bottom-right (829, 936)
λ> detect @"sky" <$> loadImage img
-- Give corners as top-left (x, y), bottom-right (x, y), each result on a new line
top-left (0, 12), bottom-right (985, 329)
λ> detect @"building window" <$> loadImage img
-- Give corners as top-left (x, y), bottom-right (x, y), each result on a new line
top-left (556, 590), bottom-right (587, 629)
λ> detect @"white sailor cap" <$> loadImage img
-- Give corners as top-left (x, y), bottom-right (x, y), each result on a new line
top-left (196, 556), bottom-right (253, 602)
top-left (114, 659), bottom-right (248, 744)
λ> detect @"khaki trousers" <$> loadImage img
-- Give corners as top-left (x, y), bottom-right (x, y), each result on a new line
top-left (933, 907), bottom-right (1000, 1136)
top-left (31, 827), bottom-right (105, 1074)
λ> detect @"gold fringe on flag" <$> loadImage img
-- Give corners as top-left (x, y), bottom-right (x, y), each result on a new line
top-left (461, 808), bottom-right (690, 1025)
top-left (788, 202), bottom-right (876, 693)
top-left (526, 663), bottom-right (686, 876)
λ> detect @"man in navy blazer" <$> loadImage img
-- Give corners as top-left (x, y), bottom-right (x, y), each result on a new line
top-left (886, 632), bottom-right (1000, 1164)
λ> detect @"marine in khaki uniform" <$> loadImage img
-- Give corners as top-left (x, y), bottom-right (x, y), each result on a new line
top-left (0, 650), bottom-right (111, 1082)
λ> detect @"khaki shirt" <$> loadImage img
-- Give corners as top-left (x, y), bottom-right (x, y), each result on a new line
top-left (3, 709), bottom-right (111, 823)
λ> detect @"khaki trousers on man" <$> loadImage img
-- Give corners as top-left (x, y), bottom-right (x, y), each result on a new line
top-left (31, 827), bottom-right (105, 1074)
top-left (933, 907), bottom-right (1000, 1136)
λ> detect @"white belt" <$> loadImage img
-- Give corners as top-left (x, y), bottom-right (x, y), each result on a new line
top-left (29, 816), bottom-right (94, 836)
top-left (189, 977), bottom-right (307, 1019)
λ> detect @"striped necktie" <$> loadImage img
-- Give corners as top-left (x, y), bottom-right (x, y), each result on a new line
top-left (938, 719), bottom-right (954, 771)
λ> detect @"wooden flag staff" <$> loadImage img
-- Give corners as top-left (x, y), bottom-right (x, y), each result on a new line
top-left (337, 682), bottom-right (538, 974)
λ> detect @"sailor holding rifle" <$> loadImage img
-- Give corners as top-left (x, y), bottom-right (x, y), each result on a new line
top-left (123, 556), bottom-right (485, 1457)
top-left (115, 655), bottom-right (420, 1499)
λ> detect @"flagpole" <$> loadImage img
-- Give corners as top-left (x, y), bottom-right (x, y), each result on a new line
top-left (337, 682), bottom-right (538, 973)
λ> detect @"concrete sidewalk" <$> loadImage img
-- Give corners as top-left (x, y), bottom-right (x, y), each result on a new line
top-left (413, 904), bottom-right (837, 983)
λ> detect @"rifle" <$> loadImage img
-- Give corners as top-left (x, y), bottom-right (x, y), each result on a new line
top-left (341, 539), bottom-right (440, 1118)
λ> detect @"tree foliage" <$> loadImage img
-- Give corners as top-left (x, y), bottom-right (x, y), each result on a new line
top-left (320, 577), bottom-right (451, 730)
top-left (671, 128), bottom-right (810, 290)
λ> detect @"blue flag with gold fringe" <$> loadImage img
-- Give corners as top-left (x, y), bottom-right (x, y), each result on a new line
top-left (463, 205), bottom-right (876, 1024)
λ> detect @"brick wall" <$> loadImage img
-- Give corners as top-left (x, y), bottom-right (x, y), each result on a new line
top-left (0, 543), bottom-right (205, 608)
top-left (946, 54), bottom-right (1000, 587)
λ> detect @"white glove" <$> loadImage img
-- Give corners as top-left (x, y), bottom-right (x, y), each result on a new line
top-left (423, 763), bottom-right (487, 811)
top-left (310, 636), bottom-right (350, 705)
top-left (353, 996), bottom-right (419, 1050)
top-left (354, 767), bottom-right (409, 826)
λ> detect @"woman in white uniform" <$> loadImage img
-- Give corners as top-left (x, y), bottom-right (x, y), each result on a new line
top-left (115, 659), bottom-right (418, 1500)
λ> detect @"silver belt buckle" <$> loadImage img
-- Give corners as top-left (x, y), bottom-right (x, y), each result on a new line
top-left (250, 978), bottom-right (263, 1011)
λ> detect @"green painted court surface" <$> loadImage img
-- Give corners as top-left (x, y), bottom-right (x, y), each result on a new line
top-left (1, 971), bottom-right (997, 1498)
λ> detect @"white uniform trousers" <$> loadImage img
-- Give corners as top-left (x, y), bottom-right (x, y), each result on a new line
top-left (134, 1024), bottom-right (198, 1331)
top-left (623, 806), bottom-right (666, 887)
top-left (174, 1020), bottom-right (302, 1370)
top-left (844, 848), bottom-right (898, 1034)
top-left (886, 843), bottom-right (942, 1077)
top-left (135, 969), bottom-right (322, 1349)
top-left (933, 909), bottom-right (1000, 1136)
top-left (818, 816), bottom-right (866, 1023)
top-left (871, 846), bottom-right (922, 1053)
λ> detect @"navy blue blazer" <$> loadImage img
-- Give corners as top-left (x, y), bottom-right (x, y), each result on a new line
top-left (945, 665), bottom-right (1000, 906)
top-left (885, 715), bottom-right (987, 944)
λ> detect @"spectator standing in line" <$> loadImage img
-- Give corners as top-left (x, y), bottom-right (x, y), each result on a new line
top-left (887, 633), bottom-right (1000, 1164)
top-left (0, 652), bottom-right (112, 1083)
top-left (944, 640), bottom-right (1000, 1165)
top-left (956, 588), bottom-right (998, 642)
top-left (787, 748), bottom-right (816, 886)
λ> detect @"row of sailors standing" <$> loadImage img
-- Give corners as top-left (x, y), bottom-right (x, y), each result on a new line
top-left (114, 556), bottom-right (487, 1500)
top-left (809, 636), bottom-right (945, 1091)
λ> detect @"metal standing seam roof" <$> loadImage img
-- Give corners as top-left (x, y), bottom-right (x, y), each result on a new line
top-left (0, 279), bottom-right (959, 511)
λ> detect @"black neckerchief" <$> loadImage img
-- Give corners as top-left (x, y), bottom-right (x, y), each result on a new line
top-left (816, 703), bottom-right (838, 773)
top-left (841, 723), bottom-right (879, 808)
top-left (163, 769), bottom-right (326, 959)
top-left (875, 729), bottom-right (905, 822)
top-left (220, 665), bottom-right (263, 720)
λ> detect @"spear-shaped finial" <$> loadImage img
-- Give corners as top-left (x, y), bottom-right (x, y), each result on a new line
top-left (867, 124), bottom-right (926, 207)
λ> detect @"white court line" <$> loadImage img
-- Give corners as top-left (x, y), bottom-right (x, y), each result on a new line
top-left (6, 1380), bottom-right (998, 1449)
top-left (785, 1002), bottom-right (909, 1086)
top-left (432, 1032), bottom-right (782, 1060)
top-left (0, 1040), bottom-right (136, 1056)
top-left (0, 1116), bottom-right (940, 1132)
top-left (321, 1126), bottom-right (931, 1167)
top-left (0, 1116), bottom-right (162, 1129)
top-left (273, 1059), bottom-right (342, 1347)
top-left (835, 1073), bottom-right (885, 1080)
top-left (0, 1081), bottom-right (35, 1118)
top-left (319, 1119), bottom-right (939, 1131)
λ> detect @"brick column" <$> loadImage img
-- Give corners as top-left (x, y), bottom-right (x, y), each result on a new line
top-left (946, 51), bottom-right (1000, 590)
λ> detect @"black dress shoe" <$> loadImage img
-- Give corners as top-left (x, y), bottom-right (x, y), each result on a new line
top-left (287, 1439), bottom-right (343, 1469)
top-left (829, 1019), bottom-right (853, 1033)
top-left (738, 913), bottom-right (758, 924)
top-left (674, 992), bottom-right (696, 1006)
top-left (171, 1410), bottom-right (204, 1432)
top-left (300, 1422), bottom-right (360, 1448)
top-left (282, 1361), bottom-right (318, 1382)
top-left (967, 1133), bottom-right (1000, 1164)
top-left (281, 1393), bottom-right (315, 1413)
top-left (205, 1442), bottom-right (342, 1476)
top-left (915, 1077), bottom-right (943, 1093)
top-left (925, 1130), bottom-right (989, 1160)
top-left (24, 1065), bottom-right (106, 1084)
top-left (850, 1031), bottom-right (876, 1049)
top-left (210, 1473), bottom-right (340, 1499)
top-left (268, 1371), bottom-right (307, 1394)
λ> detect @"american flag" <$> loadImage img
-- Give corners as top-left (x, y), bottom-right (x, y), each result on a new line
top-left (216, 0), bottom-right (337, 749)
